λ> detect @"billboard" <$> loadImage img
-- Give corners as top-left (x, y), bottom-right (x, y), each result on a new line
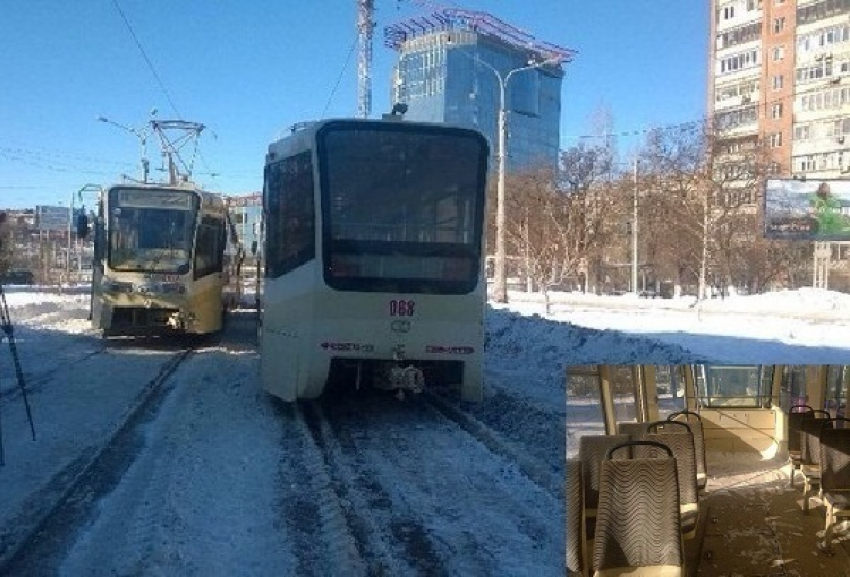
top-left (35, 205), bottom-right (70, 233)
top-left (764, 178), bottom-right (850, 241)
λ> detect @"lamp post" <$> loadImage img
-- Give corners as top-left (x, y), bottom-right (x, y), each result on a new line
top-left (96, 115), bottom-right (152, 183)
top-left (472, 57), bottom-right (557, 303)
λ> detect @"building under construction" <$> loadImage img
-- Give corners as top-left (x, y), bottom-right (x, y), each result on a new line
top-left (384, 8), bottom-right (574, 173)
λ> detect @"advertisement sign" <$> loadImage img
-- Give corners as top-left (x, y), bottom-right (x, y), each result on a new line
top-left (35, 205), bottom-right (70, 232)
top-left (764, 178), bottom-right (850, 240)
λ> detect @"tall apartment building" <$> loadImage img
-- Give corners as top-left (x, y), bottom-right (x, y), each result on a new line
top-left (710, 0), bottom-right (850, 289)
top-left (384, 8), bottom-right (573, 173)
top-left (710, 0), bottom-right (850, 185)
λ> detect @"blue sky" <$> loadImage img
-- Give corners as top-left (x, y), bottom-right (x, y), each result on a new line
top-left (0, 1), bottom-right (707, 208)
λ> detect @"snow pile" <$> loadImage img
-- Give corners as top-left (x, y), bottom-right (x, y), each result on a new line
top-left (696, 287), bottom-right (850, 318)
top-left (485, 305), bottom-right (706, 367)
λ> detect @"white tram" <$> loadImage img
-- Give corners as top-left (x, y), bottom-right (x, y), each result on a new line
top-left (260, 117), bottom-right (490, 401)
top-left (79, 183), bottom-right (240, 336)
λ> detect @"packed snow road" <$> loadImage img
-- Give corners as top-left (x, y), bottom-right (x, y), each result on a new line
top-left (0, 295), bottom-right (574, 575)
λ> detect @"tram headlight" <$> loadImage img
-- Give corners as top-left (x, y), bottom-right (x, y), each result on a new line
top-left (101, 277), bottom-right (134, 294)
top-left (159, 282), bottom-right (186, 295)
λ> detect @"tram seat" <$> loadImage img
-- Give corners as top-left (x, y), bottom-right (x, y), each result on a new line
top-left (669, 410), bottom-right (708, 492)
top-left (799, 416), bottom-right (833, 514)
top-left (579, 435), bottom-right (630, 541)
top-left (818, 422), bottom-right (850, 553)
top-left (642, 422), bottom-right (700, 541)
top-left (786, 405), bottom-right (815, 488)
top-left (593, 441), bottom-right (685, 577)
top-left (566, 459), bottom-right (588, 577)
top-left (616, 422), bottom-right (648, 439)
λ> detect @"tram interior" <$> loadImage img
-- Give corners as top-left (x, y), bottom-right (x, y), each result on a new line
top-left (566, 364), bottom-right (850, 576)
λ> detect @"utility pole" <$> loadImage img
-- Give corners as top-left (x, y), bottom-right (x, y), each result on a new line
top-left (632, 158), bottom-right (639, 294)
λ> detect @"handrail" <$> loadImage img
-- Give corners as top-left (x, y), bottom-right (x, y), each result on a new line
top-left (668, 409), bottom-right (702, 422)
top-left (607, 440), bottom-right (674, 460)
top-left (646, 420), bottom-right (692, 435)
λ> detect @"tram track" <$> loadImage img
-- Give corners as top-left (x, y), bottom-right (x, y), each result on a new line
top-left (294, 398), bottom-right (460, 576)
top-left (294, 401), bottom-right (369, 575)
top-left (296, 400), bottom-right (407, 576)
top-left (0, 348), bottom-right (193, 574)
top-left (422, 391), bottom-right (563, 499)
top-left (287, 390), bottom-right (563, 576)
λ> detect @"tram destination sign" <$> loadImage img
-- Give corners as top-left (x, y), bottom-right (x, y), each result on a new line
top-left (764, 178), bottom-right (850, 241)
top-left (114, 188), bottom-right (195, 210)
top-left (35, 205), bottom-right (70, 232)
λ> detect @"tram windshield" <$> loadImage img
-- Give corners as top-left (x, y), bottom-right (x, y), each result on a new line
top-left (107, 187), bottom-right (197, 274)
top-left (318, 124), bottom-right (488, 293)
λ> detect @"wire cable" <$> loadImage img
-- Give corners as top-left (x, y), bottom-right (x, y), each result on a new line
top-left (110, 0), bottom-right (183, 119)
top-left (322, 37), bottom-right (359, 118)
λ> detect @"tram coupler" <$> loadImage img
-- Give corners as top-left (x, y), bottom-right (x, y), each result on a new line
top-left (376, 364), bottom-right (425, 400)
top-left (166, 312), bottom-right (186, 331)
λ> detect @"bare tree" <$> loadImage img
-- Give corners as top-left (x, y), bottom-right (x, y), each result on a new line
top-left (500, 143), bottom-right (616, 312)
top-left (634, 120), bottom-right (794, 300)
top-left (638, 124), bottom-right (708, 297)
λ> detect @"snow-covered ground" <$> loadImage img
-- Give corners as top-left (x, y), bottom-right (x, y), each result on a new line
top-left (498, 287), bottom-right (850, 364)
top-left (0, 287), bottom-right (567, 574)
top-left (1, 286), bottom-right (849, 573)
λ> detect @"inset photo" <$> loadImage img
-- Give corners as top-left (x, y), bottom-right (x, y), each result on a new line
top-left (566, 364), bottom-right (850, 576)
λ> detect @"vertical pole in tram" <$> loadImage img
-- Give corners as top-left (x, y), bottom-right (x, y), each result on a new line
top-left (598, 365), bottom-right (618, 436)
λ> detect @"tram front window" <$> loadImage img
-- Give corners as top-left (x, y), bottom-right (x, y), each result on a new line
top-left (108, 188), bottom-right (196, 274)
top-left (319, 125), bottom-right (488, 294)
top-left (696, 365), bottom-right (772, 408)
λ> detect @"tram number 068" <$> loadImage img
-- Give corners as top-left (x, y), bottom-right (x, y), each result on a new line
top-left (389, 300), bottom-right (416, 317)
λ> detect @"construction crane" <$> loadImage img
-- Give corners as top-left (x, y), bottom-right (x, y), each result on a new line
top-left (357, 0), bottom-right (437, 119)
top-left (356, 0), bottom-right (375, 119)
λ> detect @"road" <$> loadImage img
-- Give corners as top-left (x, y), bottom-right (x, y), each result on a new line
top-left (0, 302), bottom-right (565, 576)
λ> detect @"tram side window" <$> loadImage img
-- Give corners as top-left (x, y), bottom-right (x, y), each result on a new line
top-left (778, 365), bottom-right (808, 411)
top-left (194, 216), bottom-right (226, 278)
top-left (696, 365), bottom-right (772, 408)
top-left (565, 366), bottom-right (608, 458)
top-left (825, 365), bottom-right (847, 418)
top-left (656, 365), bottom-right (687, 418)
top-left (265, 152), bottom-right (315, 277)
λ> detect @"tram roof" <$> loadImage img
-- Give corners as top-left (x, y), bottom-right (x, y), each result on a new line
top-left (266, 117), bottom-right (484, 162)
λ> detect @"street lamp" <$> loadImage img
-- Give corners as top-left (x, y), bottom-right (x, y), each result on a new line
top-left (472, 56), bottom-right (559, 303)
top-left (96, 115), bottom-right (152, 183)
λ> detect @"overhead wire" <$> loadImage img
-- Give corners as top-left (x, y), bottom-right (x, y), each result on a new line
top-left (562, 72), bottom-right (850, 144)
top-left (322, 37), bottom-right (359, 118)
top-left (109, 0), bottom-right (224, 182)
top-left (0, 144), bottom-right (136, 169)
top-left (0, 145), bottom-right (134, 175)
top-left (109, 0), bottom-right (182, 119)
